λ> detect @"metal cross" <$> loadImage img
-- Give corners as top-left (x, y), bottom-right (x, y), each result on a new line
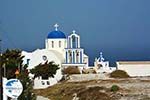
top-left (72, 30), bottom-right (76, 34)
top-left (54, 23), bottom-right (59, 31)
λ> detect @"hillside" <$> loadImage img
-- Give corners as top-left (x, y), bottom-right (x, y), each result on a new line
top-left (34, 77), bottom-right (150, 100)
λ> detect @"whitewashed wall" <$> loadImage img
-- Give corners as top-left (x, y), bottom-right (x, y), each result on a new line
top-left (33, 69), bottom-right (62, 89)
top-left (83, 54), bottom-right (89, 68)
top-left (45, 39), bottom-right (66, 54)
top-left (68, 74), bottom-right (109, 82)
top-left (22, 49), bottom-right (63, 89)
top-left (117, 62), bottom-right (150, 76)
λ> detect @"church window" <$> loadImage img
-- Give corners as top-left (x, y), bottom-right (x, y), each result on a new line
top-left (72, 35), bottom-right (76, 48)
top-left (69, 53), bottom-right (72, 63)
top-left (97, 64), bottom-right (103, 69)
top-left (76, 50), bottom-right (79, 63)
top-left (42, 55), bottom-right (47, 61)
top-left (27, 59), bottom-right (30, 65)
top-left (52, 41), bottom-right (54, 48)
top-left (72, 35), bottom-right (76, 42)
top-left (41, 81), bottom-right (45, 85)
top-left (68, 50), bottom-right (72, 63)
top-left (68, 37), bottom-right (71, 48)
top-left (47, 81), bottom-right (50, 85)
top-left (59, 41), bottom-right (61, 48)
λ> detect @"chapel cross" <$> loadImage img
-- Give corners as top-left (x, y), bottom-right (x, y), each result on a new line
top-left (100, 52), bottom-right (104, 62)
top-left (54, 23), bottom-right (59, 31)
top-left (72, 30), bottom-right (76, 34)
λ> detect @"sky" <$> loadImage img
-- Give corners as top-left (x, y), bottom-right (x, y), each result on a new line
top-left (0, 0), bottom-right (150, 66)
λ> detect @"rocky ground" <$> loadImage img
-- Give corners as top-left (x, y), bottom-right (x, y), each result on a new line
top-left (34, 77), bottom-right (150, 100)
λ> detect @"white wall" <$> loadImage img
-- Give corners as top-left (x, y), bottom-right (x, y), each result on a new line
top-left (45, 39), bottom-right (67, 54)
top-left (33, 69), bottom-right (62, 89)
top-left (117, 62), bottom-right (150, 76)
top-left (22, 49), bottom-right (63, 89)
top-left (68, 74), bottom-right (109, 82)
top-left (22, 49), bottom-right (63, 69)
top-left (83, 54), bottom-right (89, 68)
top-left (94, 60), bottom-right (116, 73)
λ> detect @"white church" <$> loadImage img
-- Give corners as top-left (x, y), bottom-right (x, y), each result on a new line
top-left (94, 52), bottom-right (116, 73)
top-left (22, 24), bottom-right (89, 89)
top-left (22, 24), bottom-right (150, 89)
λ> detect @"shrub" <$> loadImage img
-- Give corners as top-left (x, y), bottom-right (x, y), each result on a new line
top-left (82, 68), bottom-right (96, 74)
top-left (110, 70), bottom-right (130, 78)
top-left (110, 85), bottom-right (119, 92)
top-left (63, 66), bottom-right (80, 75)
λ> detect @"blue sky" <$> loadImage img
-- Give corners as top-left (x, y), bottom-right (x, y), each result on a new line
top-left (0, 0), bottom-right (150, 65)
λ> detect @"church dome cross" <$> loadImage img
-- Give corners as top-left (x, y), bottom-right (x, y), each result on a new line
top-left (54, 23), bottom-right (59, 31)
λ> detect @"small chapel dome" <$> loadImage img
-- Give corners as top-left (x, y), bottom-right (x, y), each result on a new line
top-left (47, 23), bottom-right (66, 39)
top-left (47, 31), bottom-right (66, 39)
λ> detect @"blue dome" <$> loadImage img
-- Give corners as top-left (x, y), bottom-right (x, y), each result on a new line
top-left (47, 30), bottom-right (66, 39)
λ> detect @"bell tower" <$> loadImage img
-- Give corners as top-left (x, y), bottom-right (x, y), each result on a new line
top-left (64, 30), bottom-right (84, 64)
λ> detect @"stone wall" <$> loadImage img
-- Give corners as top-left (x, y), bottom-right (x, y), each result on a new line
top-left (68, 74), bottom-right (109, 82)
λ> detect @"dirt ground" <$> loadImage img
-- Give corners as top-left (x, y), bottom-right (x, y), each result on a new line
top-left (34, 77), bottom-right (150, 100)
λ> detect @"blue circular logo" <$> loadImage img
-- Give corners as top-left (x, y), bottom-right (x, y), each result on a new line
top-left (3, 79), bottom-right (23, 99)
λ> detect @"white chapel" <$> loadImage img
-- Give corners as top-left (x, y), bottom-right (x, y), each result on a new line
top-left (94, 52), bottom-right (116, 73)
top-left (22, 24), bottom-right (89, 89)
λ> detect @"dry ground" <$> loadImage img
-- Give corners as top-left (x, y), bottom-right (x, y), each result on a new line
top-left (34, 77), bottom-right (150, 100)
